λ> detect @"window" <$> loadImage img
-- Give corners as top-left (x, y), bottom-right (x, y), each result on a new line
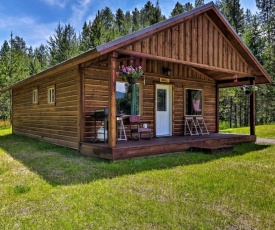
top-left (48, 86), bottom-right (55, 104)
top-left (157, 89), bottom-right (167, 111)
top-left (33, 89), bottom-right (38, 104)
top-left (185, 89), bottom-right (202, 116)
top-left (116, 82), bottom-right (140, 115)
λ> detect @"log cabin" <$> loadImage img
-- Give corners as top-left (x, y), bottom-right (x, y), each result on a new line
top-left (0, 2), bottom-right (272, 160)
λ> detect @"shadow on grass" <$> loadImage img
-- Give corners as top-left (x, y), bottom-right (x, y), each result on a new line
top-left (0, 133), bottom-right (270, 186)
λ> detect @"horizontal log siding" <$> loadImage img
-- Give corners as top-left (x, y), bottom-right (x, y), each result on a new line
top-left (12, 67), bottom-right (79, 149)
top-left (83, 62), bottom-right (216, 142)
top-left (128, 13), bottom-right (251, 75)
top-left (84, 68), bottom-right (109, 142)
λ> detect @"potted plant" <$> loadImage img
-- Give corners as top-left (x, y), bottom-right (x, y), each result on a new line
top-left (116, 65), bottom-right (144, 84)
top-left (241, 85), bottom-right (258, 95)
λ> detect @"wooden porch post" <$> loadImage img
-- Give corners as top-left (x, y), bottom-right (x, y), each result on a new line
top-left (216, 84), bottom-right (220, 133)
top-left (77, 65), bottom-right (84, 151)
top-left (250, 77), bottom-right (256, 135)
top-left (108, 52), bottom-right (117, 148)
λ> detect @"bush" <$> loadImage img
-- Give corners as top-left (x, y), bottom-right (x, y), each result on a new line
top-left (219, 121), bottom-right (230, 130)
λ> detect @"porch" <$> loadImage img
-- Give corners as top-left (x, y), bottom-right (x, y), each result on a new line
top-left (80, 133), bottom-right (256, 160)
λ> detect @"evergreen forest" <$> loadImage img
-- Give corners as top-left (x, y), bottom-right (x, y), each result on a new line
top-left (0, 0), bottom-right (274, 127)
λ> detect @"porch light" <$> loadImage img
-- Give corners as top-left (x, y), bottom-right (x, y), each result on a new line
top-left (162, 67), bottom-right (171, 76)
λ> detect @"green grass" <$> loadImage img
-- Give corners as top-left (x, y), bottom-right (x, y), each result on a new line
top-left (221, 123), bottom-right (275, 139)
top-left (0, 126), bottom-right (274, 229)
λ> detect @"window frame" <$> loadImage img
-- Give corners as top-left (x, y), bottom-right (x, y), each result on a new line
top-left (184, 88), bottom-right (203, 116)
top-left (116, 81), bottom-right (142, 116)
top-left (48, 86), bottom-right (55, 105)
top-left (32, 88), bottom-right (38, 104)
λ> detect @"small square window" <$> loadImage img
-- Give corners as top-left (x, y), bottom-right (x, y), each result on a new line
top-left (33, 89), bottom-right (38, 104)
top-left (48, 87), bottom-right (55, 104)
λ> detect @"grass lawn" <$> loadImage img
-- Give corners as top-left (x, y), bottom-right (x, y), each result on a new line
top-left (0, 125), bottom-right (274, 229)
top-left (221, 123), bottom-right (275, 139)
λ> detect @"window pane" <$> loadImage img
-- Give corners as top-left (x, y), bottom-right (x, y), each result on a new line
top-left (33, 89), bottom-right (38, 103)
top-left (116, 82), bottom-right (140, 115)
top-left (48, 88), bottom-right (55, 104)
top-left (185, 89), bottom-right (202, 115)
top-left (157, 89), bottom-right (166, 111)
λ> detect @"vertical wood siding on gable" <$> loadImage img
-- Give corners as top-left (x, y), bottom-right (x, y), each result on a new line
top-left (127, 13), bottom-right (250, 75)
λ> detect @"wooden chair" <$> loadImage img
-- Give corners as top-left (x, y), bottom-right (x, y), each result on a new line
top-left (129, 115), bottom-right (152, 140)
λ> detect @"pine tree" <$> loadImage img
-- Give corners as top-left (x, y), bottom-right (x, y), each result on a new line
top-left (171, 2), bottom-right (184, 17)
top-left (47, 23), bottom-right (79, 66)
top-left (242, 14), bottom-right (264, 61)
top-left (218, 0), bottom-right (245, 35)
top-left (0, 41), bottom-right (11, 88)
top-left (140, 1), bottom-right (165, 27)
top-left (28, 46), bottom-right (41, 75)
top-left (132, 8), bottom-right (140, 32)
top-left (90, 8), bottom-right (116, 48)
top-left (10, 35), bottom-right (30, 83)
top-left (115, 8), bottom-right (125, 35)
top-left (80, 21), bottom-right (93, 52)
top-left (184, 2), bottom-right (194, 11)
top-left (123, 11), bottom-right (132, 35)
top-left (195, 0), bottom-right (204, 8)
top-left (0, 35), bottom-right (30, 120)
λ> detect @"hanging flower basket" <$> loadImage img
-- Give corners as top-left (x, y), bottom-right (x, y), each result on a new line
top-left (116, 65), bottom-right (144, 84)
top-left (127, 77), bottom-right (137, 84)
top-left (241, 85), bottom-right (258, 95)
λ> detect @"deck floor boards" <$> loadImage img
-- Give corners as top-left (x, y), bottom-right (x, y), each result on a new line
top-left (80, 133), bottom-right (256, 160)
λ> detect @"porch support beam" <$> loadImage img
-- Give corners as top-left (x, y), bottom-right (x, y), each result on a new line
top-left (77, 65), bottom-right (85, 151)
top-left (250, 77), bottom-right (256, 135)
top-left (217, 77), bottom-right (250, 85)
top-left (116, 48), bottom-right (249, 76)
top-left (108, 52), bottom-right (118, 148)
top-left (216, 84), bottom-right (220, 133)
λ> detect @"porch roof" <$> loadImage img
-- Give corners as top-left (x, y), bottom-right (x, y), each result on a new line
top-left (0, 1), bottom-right (272, 93)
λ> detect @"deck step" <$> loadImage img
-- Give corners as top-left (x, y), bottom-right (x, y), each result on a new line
top-left (190, 144), bottom-right (234, 154)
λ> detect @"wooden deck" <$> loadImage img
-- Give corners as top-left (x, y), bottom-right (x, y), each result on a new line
top-left (80, 133), bottom-right (256, 160)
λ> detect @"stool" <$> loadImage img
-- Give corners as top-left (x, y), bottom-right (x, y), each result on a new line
top-left (117, 117), bottom-right (127, 141)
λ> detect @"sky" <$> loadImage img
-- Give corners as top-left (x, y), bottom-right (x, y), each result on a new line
top-left (0, 0), bottom-right (258, 49)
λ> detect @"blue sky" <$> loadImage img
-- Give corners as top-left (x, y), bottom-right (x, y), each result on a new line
top-left (0, 0), bottom-right (257, 49)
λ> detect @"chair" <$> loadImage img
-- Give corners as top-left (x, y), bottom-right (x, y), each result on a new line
top-left (184, 117), bottom-right (199, 136)
top-left (129, 115), bottom-right (152, 140)
top-left (117, 117), bottom-right (127, 141)
top-left (193, 100), bottom-right (202, 115)
top-left (194, 117), bottom-right (209, 135)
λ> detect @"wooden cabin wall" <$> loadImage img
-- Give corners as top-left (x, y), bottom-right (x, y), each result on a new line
top-left (143, 60), bottom-right (216, 135)
top-left (83, 61), bottom-right (216, 142)
top-left (12, 67), bottom-right (79, 149)
top-left (83, 68), bottom-right (109, 142)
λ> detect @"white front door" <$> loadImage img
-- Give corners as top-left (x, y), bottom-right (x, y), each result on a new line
top-left (156, 84), bottom-right (172, 136)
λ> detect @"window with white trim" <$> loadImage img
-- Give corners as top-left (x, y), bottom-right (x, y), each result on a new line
top-left (33, 89), bottom-right (38, 104)
top-left (48, 87), bottom-right (55, 104)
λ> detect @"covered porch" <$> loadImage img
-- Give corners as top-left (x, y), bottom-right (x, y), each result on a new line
top-left (80, 133), bottom-right (255, 160)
